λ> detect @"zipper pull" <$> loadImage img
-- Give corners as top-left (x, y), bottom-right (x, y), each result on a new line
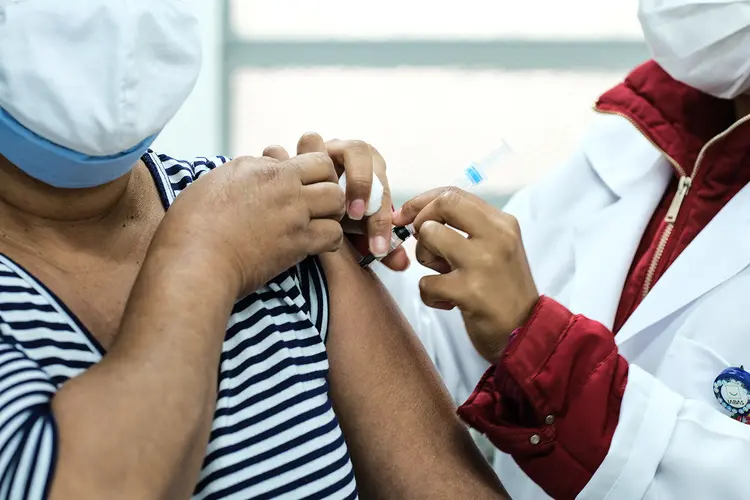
top-left (665, 176), bottom-right (692, 223)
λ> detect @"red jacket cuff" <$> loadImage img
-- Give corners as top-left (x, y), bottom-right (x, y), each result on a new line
top-left (458, 296), bottom-right (629, 500)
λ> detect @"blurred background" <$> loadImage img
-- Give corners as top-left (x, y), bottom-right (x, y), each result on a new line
top-left (154, 0), bottom-right (649, 208)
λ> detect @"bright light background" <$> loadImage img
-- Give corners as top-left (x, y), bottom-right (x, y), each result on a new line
top-left (232, 68), bottom-right (622, 195)
top-left (231, 0), bottom-right (643, 40)
top-left (157, 0), bottom-right (647, 202)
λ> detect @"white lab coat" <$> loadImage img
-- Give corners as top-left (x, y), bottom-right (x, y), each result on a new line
top-left (377, 112), bottom-right (750, 499)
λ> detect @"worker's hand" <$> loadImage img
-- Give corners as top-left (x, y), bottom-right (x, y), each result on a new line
top-left (394, 187), bottom-right (540, 362)
top-left (263, 133), bottom-right (410, 272)
top-left (162, 153), bottom-right (345, 296)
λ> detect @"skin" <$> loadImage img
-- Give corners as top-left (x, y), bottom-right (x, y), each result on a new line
top-left (265, 134), bottom-right (410, 271)
top-left (0, 151), bottom-right (346, 499)
top-left (0, 136), bottom-right (505, 499)
top-left (394, 187), bottom-right (540, 363)
top-left (271, 134), bottom-right (509, 499)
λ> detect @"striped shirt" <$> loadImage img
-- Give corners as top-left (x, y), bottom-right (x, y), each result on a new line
top-left (0, 152), bottom-right (358, 499)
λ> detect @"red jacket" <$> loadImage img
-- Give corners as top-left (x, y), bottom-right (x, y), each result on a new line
top-left (457, 61), bottom-right (750, 499)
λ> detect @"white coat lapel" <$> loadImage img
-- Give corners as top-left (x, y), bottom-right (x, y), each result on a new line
top-left (618, 181), bottom-right (750, 345)
top-left (567, 113), bottom-right (672, 328)
top-left (569, 167), bottom-right (670, 328)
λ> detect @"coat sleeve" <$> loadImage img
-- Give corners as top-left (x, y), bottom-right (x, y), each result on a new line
top-left (459, 296), bottom-right (750, 500)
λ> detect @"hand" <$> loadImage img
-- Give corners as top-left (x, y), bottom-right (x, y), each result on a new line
top-left (263, 132), bottom-right (410, 272)
top-left (161, 153), bottom-right (346, 296)
top-left (394, 188), bottom-right (539, 362)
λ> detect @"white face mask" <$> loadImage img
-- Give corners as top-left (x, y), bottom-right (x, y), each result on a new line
top-left (638, 0), bottom-right (750, 99)
top-left (0, 0), bottom-right (202, 188)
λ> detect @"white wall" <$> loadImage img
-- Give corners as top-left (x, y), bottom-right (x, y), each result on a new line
top-left (153, 0), bottom-right (223, 159)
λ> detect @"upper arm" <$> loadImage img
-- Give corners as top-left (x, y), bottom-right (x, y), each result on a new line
top-left (319, 243), bottom-right (506, 500)
top-left (0, 338), bottom-right (57, 500)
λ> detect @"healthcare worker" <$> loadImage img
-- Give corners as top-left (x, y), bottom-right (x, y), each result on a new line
top-left (0, 1), bottom-right (504, 499)
top-left (380, 0), bottom-right (750, 498)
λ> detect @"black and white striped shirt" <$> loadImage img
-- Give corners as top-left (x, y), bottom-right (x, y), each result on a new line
top-left (0, 152), bottom-right (358, 499)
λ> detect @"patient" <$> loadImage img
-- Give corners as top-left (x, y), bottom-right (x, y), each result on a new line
top-left (0, 1), bottom-right (504, 499)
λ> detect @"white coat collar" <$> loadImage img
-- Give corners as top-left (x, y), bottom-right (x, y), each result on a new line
top-left (566, 112), bottom-right (671, 330)
top-left (582, 112), bottom-right (667, 197)
top-left (569, 111), bottom-right (750, 354)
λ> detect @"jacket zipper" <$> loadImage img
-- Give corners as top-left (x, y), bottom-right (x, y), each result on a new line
top-left (595, 107), bottom-right (750, 298)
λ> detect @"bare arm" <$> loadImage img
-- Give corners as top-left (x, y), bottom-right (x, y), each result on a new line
top-left (320, 243), bottom-right (508, 499)
top-left (49, 240), bottom-right (237, 500)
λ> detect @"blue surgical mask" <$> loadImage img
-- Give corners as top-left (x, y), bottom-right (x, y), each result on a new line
top-left (0, 0), bottom-right (203, 188)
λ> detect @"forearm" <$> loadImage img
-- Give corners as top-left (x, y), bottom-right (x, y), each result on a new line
top-left (49, 238), bottom-right (238, 500)
top-left (320, 244), bottom-right (507, 500)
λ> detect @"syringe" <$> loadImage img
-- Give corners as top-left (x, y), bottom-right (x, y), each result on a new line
top-left (359, 141), bottom-right (512, 268)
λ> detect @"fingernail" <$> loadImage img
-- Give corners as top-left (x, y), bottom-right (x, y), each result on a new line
top-left (371, 236), bottom-right (389, 257)
top-left (349, 199), bottom-right (365, 220)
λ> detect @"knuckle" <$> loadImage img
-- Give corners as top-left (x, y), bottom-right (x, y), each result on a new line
top-left (418, 276), bottom-right (432, 295)
top-left (437, 186), bottom-right (462, 206)
top-left (331, 227), bottom-right (344, 250)
top-left (368, 213), bottom-right (391, 231)
top-left (333, 188), bottom-right (347, 218)
top-left (315, 151), bottom-right (336, 171)
top-left (298, 132), bottom-right (325, 150)
top-left (465, 278), bottom-right (483, 303)
top-left (419, 220), bottom-right (439, 237)
top-left (258, 162), bottom-right (283, 183)
top-left (379, 182), bottom-right (391, 200)
top-left (401, 197), bottom-right (422, 218)
top-left (370, 144), bottom-right (384, 160)
top-left (347, 178), bottom-right (372, 195)
top-left (318, 222), bottom-right (344, 251)
top-left (300, 131), bottom-right (323, 142)
top-left (348, 139), bottom-right (369, 152)
top-left (476, 248), bottom-right (496, 269)
top-left (502, 213), bottom-right (521, 235)
top-left (498, 234), bottom-right (520, 261)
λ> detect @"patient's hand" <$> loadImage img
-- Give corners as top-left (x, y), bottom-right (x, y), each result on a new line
top-left (262, 133), bottom-right (410, 271)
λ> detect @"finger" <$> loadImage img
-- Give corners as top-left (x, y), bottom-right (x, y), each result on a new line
top-left (393, 187), bottom-right (449, 226)
top-left (367, 151), bottom-right (394, 256)
top-left (326, 139), bottom-right (373, 221)
top-left (302, 182), bottom-right (346, 220)
top-left (306, 219), bottom-right (344, 255)
top-left (380, 246), bottom-right (410, 271)
top-left (297, 132), bottom-right (327, 154)
top-left (290, 152), bottom-right (338, 185)
top-left (367, 198), bottom-right (393, 258)
top-left (419, 274), bottom-right (461, 310)
top-left (414, 240), bottom-right (451, 274)
top-left (413, 188), bottom-right (488, 236)
top-left (417, 220), bottom-right (470, 268)
top-left (262, 145), bottom-right (290, 161)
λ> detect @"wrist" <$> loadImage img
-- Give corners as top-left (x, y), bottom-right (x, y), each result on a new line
top-left (484, 295), bottom-right (542, 363)
top-left (150, 220), bottom-right (244, 299)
